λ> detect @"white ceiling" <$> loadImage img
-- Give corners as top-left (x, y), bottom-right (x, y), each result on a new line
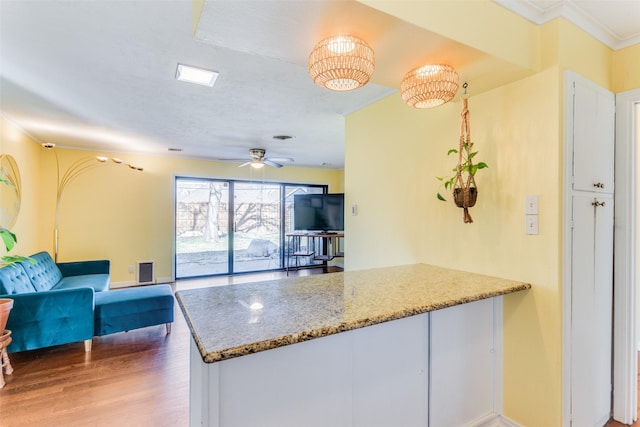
top-left (1, 0), bottom-right (638, 169)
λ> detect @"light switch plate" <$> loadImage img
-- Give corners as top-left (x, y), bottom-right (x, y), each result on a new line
top-left (525, 214), bottom-right (539, 235)
top-left (525, 195), bottom-right (538, 215)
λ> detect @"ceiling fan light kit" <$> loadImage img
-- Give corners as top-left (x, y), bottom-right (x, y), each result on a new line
top-left (229, 148), bottom-right (292, 169)
top-left (400, 64), bottom-right (459, 109)
top-left (308, 35), bottom-right (375, 92)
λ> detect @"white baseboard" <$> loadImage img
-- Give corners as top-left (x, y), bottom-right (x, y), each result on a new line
top-left (110, 280), bottom-right (136, 289)
top-left (496, 415), bottom-right (524, 427)
top-left (468, 413), bottom-right (523, 427)
top-left (110, 277), bottom-right (173, 289)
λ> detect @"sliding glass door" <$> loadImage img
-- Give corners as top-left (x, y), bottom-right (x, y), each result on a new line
top-left (175, 179), bottom-right (230, 278)
top-left (232, 182), bottom-right (281, 273)
top-left (175, 177), bottom-right (326, 279)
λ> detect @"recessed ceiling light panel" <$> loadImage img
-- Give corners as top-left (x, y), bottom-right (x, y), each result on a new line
top-left (176, 64), bottom-right (219, 87)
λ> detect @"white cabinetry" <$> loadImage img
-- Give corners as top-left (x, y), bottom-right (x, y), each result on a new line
top-left (190, 314), bottom-right (431, 427)
top-left (189, 298), bottom-right (503, 427)
top-left (565, 71), bottom-right (615, 427)
top-left (572, 80), bottom-right (615, 193)
top-left (430, 298), bottom-right (498, 426)
top-left (570, 193), bottom-right (614, 427)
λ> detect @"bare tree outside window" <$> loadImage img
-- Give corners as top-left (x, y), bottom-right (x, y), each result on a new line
top-left (175, 178), bottom-right (327, 279)
top-left (204, 182), bottom-right (223, 242)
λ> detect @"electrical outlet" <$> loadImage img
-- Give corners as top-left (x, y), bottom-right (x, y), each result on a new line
top-left (128, 265), bottom-right (134, 274)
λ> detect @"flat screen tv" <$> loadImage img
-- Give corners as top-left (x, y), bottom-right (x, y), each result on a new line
top-left (293, 193), bottom-right (344, 232)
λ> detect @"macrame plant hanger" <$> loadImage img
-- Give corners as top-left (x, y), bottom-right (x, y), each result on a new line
top-left (453, 83), bottom-right (477, 223)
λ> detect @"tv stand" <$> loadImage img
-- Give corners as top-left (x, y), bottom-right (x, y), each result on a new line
top-left (286, 232), bottom-right (344, 275)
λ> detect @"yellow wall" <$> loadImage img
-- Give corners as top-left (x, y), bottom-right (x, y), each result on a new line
top-left (2, 118), bottom-right (343, 284)
top-left (3, 0), bottom-right (640, 424)
top-left (54, 150), bottom-right (343, 284)
top-left (346, 67), bottom-right (562, 426)
top-left (345, 2), bottom-right (637, 424)
top-left (358, 0), bottom-right (540, 72)
top-left (613, 43), bottom-right (640, 93)
top-left (541, 19), bottom-right (612, 89)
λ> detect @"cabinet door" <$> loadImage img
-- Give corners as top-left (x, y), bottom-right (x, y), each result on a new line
top-left (571, 77), bottom-right (615, 193)
top-left (352, 314), bottom-right (430, 427)
top-left (570, 194), bottom-right (614, 427)
top-left (430, 298), bottom-right (496, 427)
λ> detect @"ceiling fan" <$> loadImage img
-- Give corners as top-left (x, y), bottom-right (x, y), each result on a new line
top-left (229, 148), bottom-right (294, 169)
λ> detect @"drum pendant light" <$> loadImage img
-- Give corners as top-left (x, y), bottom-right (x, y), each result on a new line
top-left (308, 35), bottom-right (375, 92)
top-left (400, 64), bottom-right (459, 109)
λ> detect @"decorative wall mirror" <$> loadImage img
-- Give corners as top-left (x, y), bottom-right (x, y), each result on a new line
top-left (0, 154), bottom-right (21, 229)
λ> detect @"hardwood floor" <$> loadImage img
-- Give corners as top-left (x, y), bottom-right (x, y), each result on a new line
top-left (0, 296), bottom-right (190, 426)
top-left (0, 268), bottom-right (338, 427)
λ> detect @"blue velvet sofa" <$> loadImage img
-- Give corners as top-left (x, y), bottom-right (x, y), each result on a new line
top-left (0, 251), bottom-right (109, 352)
top-left (0, 251), bottom-right (173, 353)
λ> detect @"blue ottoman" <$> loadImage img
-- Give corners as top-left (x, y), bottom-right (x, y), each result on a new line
top-left (94, 285), bottom-right (174, 337)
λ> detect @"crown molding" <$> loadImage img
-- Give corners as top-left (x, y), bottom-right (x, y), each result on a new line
top-left (494, 0), bottom-right (640, 50)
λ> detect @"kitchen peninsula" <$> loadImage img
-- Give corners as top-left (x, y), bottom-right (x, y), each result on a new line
top-left (176, 264), bottom-right (530, 427)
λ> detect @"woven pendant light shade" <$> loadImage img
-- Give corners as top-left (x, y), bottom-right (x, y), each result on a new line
top-left (400, 64), bottom-right (459, 109)
top-left (308, 35), bottom-right (375, 92)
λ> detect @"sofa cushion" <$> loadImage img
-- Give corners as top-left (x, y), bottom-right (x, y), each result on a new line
top-left (57, 260), bottom-right (110, 277)
top-left (94, 285), bottom-right (174, 336)
top-left (19, 251), bottom-right (63, 292)
top-left (52, 274), bottom-right (110, 292)
top-left (5, 287), bottom-right (95, 352)
top-left (0, 264), bottom-right (36, 295)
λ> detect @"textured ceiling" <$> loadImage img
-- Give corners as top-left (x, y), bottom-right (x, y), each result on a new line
top-left (0, 0), bottom-right (637, 169)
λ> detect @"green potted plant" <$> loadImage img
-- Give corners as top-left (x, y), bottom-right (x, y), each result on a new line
top-left (435, 95), bottom-right (488, 223)
top-left (436, 141), bottom-right (488, 206)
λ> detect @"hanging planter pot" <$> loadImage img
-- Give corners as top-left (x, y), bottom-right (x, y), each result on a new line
top-left (453, 187), bottom-right (478, 208)
top-left (0, 298), bottom-right (13, 333)
top-left (436, 84), bottom-right (488, 224)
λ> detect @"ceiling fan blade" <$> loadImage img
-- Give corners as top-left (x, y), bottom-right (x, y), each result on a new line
top-left (263, 159), bottom-right (283, 168)
top-left (238, 161), bottom-right (251, 168)
top-left (267, 157), bottom-right (294, 163)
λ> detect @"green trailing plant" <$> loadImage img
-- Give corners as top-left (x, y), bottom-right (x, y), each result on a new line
top-left (436, 141), bottom-right (488, 202)
top-left (436, 88), bottom-right (489, 223)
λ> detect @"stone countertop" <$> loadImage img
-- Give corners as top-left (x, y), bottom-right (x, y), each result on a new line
top-left (176, 263), bottom-right (531, 364)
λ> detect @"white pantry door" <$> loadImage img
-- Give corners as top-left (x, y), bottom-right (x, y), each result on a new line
top-left (570, 193), bottom-right (614, 427)
top-left (566, 71), bottom-right (615, 427)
